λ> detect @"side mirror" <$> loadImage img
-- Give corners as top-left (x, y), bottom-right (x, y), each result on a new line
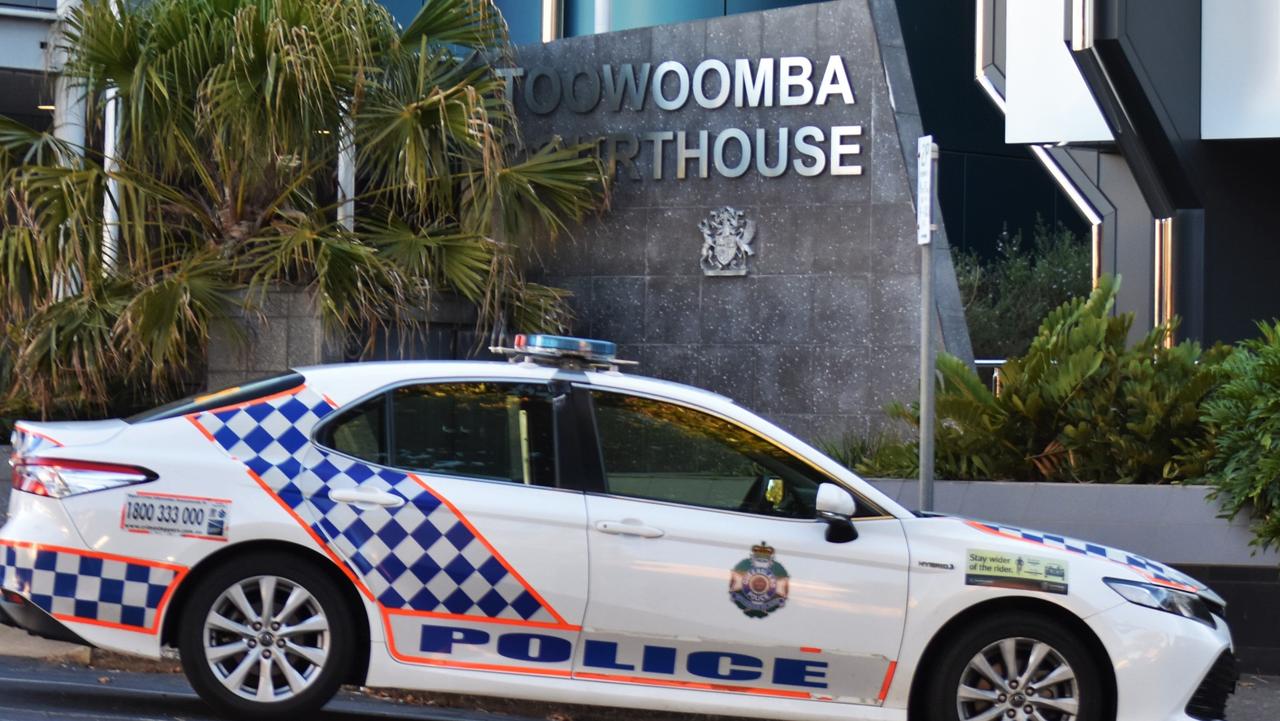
top-left (816, 483), bottom-right (858, 543)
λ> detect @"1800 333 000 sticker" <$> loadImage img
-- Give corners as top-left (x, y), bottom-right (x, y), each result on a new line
top-left (121, 492), bottom-right (230, 541)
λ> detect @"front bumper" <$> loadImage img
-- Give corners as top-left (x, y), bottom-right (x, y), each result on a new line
top-left (1086, 599), bottom-right (1235, 721)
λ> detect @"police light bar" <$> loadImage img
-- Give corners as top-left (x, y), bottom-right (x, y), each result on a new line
top-left (492, 334), bottom-right (635, 370)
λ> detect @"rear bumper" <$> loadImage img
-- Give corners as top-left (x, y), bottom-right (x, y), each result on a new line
top-left (1, 492), bottom-right (177, 658)
top-left (0, 590), bottom-right (89, 646)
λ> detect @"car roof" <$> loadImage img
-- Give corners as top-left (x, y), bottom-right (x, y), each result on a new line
top-left (295, 360), bottom-right (730, 408)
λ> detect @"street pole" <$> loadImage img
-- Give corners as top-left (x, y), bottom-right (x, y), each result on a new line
top-left (916, 136), bottom-right (939, 513)
top-left (337, 112), bottom-right (355, 232)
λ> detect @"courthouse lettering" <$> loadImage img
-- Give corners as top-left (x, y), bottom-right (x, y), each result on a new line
top-left (502, 55), bottom-right (864, 180)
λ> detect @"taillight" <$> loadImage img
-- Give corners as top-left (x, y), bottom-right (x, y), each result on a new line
top-left (10, 458), bottom-right (156, 498)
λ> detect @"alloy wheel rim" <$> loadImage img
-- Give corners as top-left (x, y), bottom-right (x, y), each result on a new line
top-left (956, 636), bottom-right (1080, 721)
top-left (203, 575), bottom-right (330, 702)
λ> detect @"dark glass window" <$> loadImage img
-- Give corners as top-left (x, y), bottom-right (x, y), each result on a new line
top-left (726, 0), bottom-right (818, 15)
top-left (591, 391), bottom-right (853, 519)
top-left (494, 0), bottom-right (543, 45)
top-left (562, 0), bottom-right (822, 38)
top-left (127, 372), bottom-right (304, 423)
top-left (562, 0), bottom-right (595, 37)
top-left (317, 394), bottom-right (388, 465)
top-left (610, 0), bottom-right (725, 31)
top-left (391, 382), bottom-right (557, 485)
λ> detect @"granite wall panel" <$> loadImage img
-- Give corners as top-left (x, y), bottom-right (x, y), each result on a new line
top-left (514, 0), bottom-right (957, 441)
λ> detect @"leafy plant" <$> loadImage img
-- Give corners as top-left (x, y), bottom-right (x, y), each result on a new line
top-left (955, 219), bottom-right (1092, 360)
top-left (0, 0), bottom-right (607, 418)
top-left (1198, 321), bottom-right (1280, 551)
top-left (854, 276), bottom-right (1228, 483)
top-left (816, 433), bottom-right (894, 473)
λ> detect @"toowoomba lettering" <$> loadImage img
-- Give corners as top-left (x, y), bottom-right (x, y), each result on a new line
top-left (503, 56), bottom-right (864, 180)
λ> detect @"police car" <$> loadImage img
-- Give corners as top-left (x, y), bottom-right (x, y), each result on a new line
top-left (0, 335), bottom-right (1235, 721)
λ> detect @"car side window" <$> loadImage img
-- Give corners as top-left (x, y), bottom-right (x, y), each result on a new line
top-left (590, 390), bottom-right (838, 519)
top-left (317, 394), bottom-right (387, 465)
top-left (390, 382), bottom-right (557, 486)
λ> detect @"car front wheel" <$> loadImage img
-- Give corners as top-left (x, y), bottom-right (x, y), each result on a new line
top-left (177, 553), bottom-right (355, 719)
top-left (924, 611), bottom-right (1106, 721)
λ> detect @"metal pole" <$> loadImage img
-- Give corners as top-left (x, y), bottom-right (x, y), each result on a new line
top-left (594, 0), bottom-right (611, 34)
top-left (53, 0), bottom-right (86, 299)
top-left (916, 136), bottom-right (939, 513)
top-left (101, 86), bottom-right (120, 273)
top-left (337, 113), bottom-right (355, 232)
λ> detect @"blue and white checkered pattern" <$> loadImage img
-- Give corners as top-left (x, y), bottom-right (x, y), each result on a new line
top-left (192, 389), bottom-right (555, 623)
top-left (0, 543), bottom-right (178, 631)
top-left (970, 521), bottom-right (1202, 590)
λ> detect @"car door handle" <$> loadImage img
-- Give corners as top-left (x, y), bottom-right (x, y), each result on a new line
top-left (594, 520), bottom-right (664, 538)
top-left (330, 488), bottom-right (406, 508)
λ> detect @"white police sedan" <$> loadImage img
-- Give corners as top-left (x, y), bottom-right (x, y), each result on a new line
top-left (1, 336), bottom-right (1235, 721)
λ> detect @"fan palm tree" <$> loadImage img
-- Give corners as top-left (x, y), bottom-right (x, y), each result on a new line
top-left (0, 0), bottom-right (606, 417)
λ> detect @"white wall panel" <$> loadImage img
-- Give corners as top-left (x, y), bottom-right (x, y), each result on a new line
top-left (0, 16), bottom-right (54, 73)
top-left (1004, 0), bottom-right (1112, 144)
top-left (1203, 0), bottom-right (1280, 139)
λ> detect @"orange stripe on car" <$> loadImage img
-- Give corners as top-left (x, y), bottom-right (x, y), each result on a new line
top-left (12, 424), bottom-right (63, 447)
top-left (963, 520), bottom-right (1199, 593)
top-left (0, 539), bottom-right (187, 635)
top-left (243, 468), bottom-right (377, 603)
top-left (877, 661), bottom-right (897, 703)
top-left (383, 607), bottom-right (581, 632)
top-left (574, 672), bottom-right (813, 699)
top-left (405, 471), bottom-right (573, 627)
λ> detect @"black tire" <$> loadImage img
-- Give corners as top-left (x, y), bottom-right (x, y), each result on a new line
top-left (922, 611), bottom-right (1107, 721)
top-left (177, 551), bottom-right (355, 720)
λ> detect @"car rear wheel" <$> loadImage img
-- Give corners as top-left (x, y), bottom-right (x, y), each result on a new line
top-left (924, 611), bottom-right (1106, 721)
top-left (177, 553), bottom-right (354, 719)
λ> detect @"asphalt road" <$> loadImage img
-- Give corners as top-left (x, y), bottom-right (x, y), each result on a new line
top-left (0, 656), bottom-right (534, 721)
top-left (0, 655), bottom-right (1275, 721)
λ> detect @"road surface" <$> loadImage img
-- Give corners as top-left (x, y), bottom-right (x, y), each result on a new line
top-left (0, 656), bottom-right (529, 721)
top-left (0, 654), bottom-right (1276, 721)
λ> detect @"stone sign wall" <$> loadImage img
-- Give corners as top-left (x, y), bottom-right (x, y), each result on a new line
top-left (515, 0), bottom-right (968, 440)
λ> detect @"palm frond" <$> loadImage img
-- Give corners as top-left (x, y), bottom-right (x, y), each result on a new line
top-left (400, 0), bottom-right (507, 50)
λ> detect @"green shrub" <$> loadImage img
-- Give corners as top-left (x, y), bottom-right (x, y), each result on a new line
top-left (955, 219), bottom-right (1092, 360)
top-left (855, 276), bottom-right (1227, 483)
top-left (817, 433), bottom-right (893, 472)
top-left (1198, 321), bottom-right (1280, 551)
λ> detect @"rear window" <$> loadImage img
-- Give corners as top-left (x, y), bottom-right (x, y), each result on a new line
top-left (127, 372), bottom-right (305, 423)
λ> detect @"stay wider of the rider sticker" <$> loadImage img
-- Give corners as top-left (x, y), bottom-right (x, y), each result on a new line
top-left (121, 492), bottom-right (230, 541)
top-left (965, 549), bottom-right (1068, 595)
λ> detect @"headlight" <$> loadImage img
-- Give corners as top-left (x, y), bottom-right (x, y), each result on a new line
top-left (11, 458), bottom-right (156, 498)
top-left (1104, 578), bottom-right (1217, 627)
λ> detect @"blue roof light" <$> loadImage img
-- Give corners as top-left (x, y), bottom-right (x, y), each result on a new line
top-left (513, 334), bottom-right (617, 362)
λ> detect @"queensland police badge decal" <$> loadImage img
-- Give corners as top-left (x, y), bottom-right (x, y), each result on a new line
top-left (729, 543), bottom-right (790, 618)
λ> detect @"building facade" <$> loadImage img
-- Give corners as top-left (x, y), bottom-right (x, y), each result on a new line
top-left (509, 0), bottom-right (973, 441)
top-left (982, 0), bottom-right (1280, 346)
top-left (0, 1), bottom-right (57, 133)
top-left (1, 0), bottom-right (1097, 441)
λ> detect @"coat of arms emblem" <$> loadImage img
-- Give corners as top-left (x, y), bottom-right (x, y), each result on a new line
top-left (729, 542), bottom-right (790, 618)
top-left (699, 206), bottom-right (755, 276)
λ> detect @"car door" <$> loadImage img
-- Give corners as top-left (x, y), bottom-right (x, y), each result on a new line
top-left (573, 387), bottom-right (909, 706)
top-left (306, 380), bottom-right (589, 677)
